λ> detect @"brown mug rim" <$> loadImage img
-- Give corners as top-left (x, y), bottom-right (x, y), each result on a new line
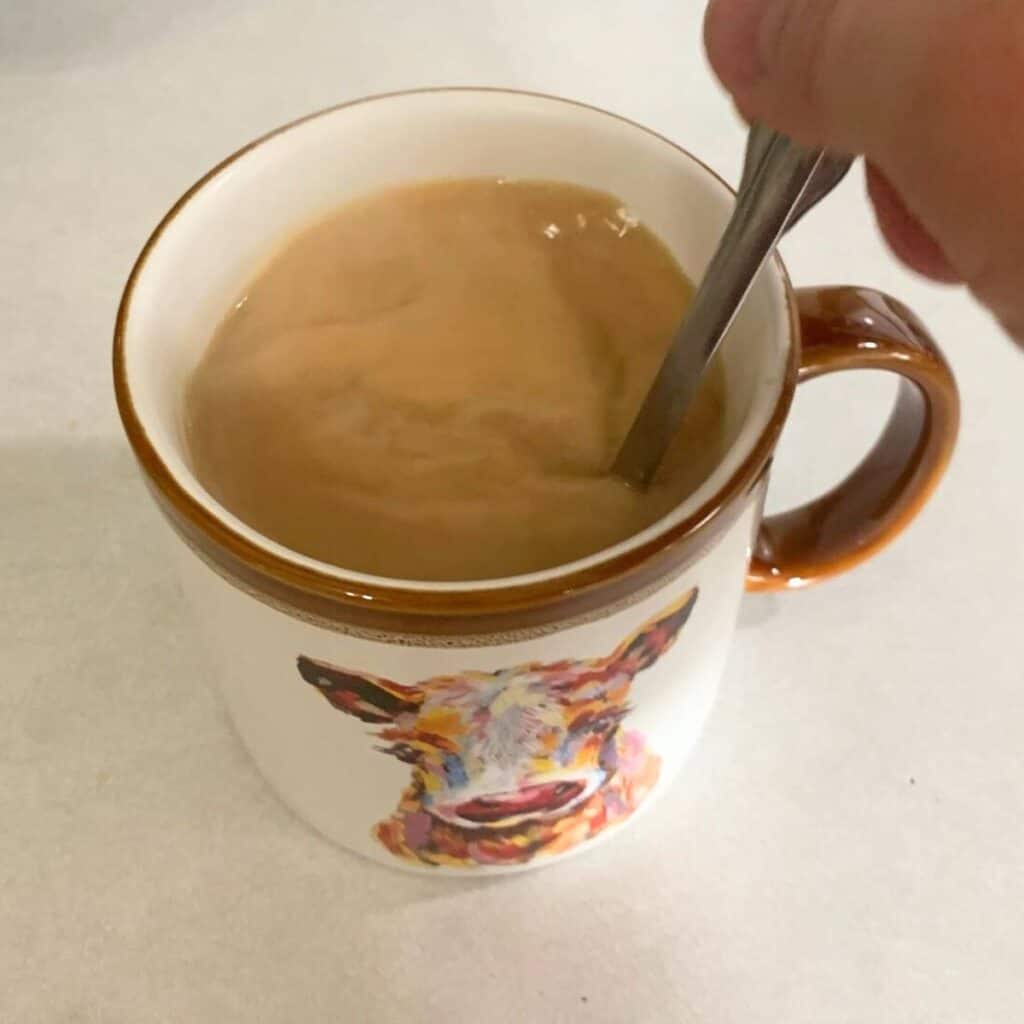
top-left (112, 87), bottom-right (800, 623)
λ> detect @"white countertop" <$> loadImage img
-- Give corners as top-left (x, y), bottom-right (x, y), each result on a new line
top-left (3, 3), bottom-right (1023, 1021)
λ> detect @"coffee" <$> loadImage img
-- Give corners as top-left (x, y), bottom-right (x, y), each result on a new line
top-left (184, 178), bottom-right (726, 581)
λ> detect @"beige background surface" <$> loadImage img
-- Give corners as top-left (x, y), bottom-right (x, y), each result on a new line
top-left (3, 2), bottom-right (1023, 1021)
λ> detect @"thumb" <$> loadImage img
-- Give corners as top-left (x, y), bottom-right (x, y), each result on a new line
top-left (704, 0), bottom-right (1024, 337)
top-left (703, 0), bottom-right (934, 154)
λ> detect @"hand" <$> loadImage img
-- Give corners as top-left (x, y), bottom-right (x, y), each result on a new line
top-left (704, 0), bottom-right (1024, 342)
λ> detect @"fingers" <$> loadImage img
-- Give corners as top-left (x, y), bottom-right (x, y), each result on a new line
top-left (865, 165), bottom-right (959, 285)
top-left (704, 0), bottom-right (929, 153)
top-left (705, 0), bottom-right (1024, 342)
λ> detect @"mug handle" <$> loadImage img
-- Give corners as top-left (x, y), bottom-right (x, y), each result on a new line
top-left (747, 286), bottom-right (960, 592)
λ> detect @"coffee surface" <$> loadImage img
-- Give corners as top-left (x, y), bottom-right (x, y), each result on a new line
top-left (185, 179), bottom-right (726, 580)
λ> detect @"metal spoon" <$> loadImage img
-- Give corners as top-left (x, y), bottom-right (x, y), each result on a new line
top-left (612, 124), bottom-right (854, 488)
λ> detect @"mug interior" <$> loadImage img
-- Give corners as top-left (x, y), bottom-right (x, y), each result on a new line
top-left (118, 89), bottom-right (793, 593)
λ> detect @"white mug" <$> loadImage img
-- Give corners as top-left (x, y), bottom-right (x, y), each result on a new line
top-left (114, 89), bottom-right (959, 874)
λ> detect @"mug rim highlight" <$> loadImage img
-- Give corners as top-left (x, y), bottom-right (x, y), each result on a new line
top-left (113, 87), bottom-right (800, 630)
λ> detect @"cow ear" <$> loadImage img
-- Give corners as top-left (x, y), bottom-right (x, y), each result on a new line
top-left (297, 656), bottom-right (423, 724)
top-left (610, 589), bottom-right (699, 672)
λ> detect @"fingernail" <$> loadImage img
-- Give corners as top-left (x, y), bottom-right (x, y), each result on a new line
top-left (705, 0), bottom-right (771, 89)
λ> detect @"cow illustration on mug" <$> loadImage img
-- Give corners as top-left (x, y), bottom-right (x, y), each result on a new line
top-left (297, 589), bottom-right (698, 867)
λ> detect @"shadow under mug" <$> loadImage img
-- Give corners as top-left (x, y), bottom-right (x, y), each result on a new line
top-left (114, 90), bottom-right (959, 874)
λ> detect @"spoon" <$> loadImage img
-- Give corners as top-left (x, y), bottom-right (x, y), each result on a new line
top-left (612, 124), bottom-right (854, 488)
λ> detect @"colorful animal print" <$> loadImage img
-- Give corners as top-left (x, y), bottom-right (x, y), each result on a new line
top-left (297, 589), bottom-right (698, 867)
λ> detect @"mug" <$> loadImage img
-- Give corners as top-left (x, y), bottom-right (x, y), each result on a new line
top-left (113, 89), bottom-right (959, 874)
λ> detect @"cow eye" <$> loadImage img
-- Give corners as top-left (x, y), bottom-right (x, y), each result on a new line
top-left (573, 711), bottom-right (624, 736)
top-left (389, 742), bottom-right (420, 764)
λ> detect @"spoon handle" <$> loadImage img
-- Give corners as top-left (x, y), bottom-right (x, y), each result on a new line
top-left (613, 133), bottom-right (835, 489)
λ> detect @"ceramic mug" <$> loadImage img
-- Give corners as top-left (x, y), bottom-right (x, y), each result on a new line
top-left (114, 90), bottom-right (959, 874)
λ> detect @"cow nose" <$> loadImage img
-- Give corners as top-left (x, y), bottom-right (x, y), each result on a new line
top-left (452, 778), bottom-right (588, 824)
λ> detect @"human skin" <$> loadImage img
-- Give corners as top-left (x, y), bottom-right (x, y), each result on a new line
top-left (704, 0), bottom-right (1024, 344)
